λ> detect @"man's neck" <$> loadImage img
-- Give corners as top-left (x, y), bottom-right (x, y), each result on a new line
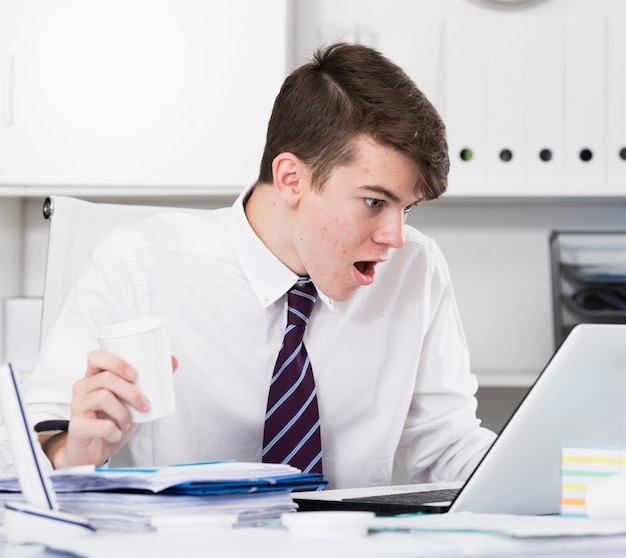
top-left (244, 182), bottom-right (304, 275)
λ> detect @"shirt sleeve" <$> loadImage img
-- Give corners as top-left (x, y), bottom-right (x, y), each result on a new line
top-left (20, 233), bottom-right (143, 427)
top-left (395, 248), bottom-right (496, 484)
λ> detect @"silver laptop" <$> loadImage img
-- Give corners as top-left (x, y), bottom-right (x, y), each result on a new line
top-left (295, 323), bottom-right (626, 516)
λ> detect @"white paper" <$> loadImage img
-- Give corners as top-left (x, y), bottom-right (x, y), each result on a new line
top-left (0, 461), bottom-right (312, 493)
top-left (371, 511), bottom-right (626, 538)
top-left (0, 490), bottom-right (296, 533)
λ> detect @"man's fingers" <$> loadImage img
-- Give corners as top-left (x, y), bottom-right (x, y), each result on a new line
top-left (86, 350), bottom-right (135, 380)
top-left (72, 371), bottom-right (151, 426)
top-left (69, 416), bottom-right (126, 445)
top-left (71, 387), bottom-right (133, 433)
top-left (50, 350), bottom-right (147, 469)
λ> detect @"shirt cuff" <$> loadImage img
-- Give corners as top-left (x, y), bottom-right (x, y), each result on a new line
top-left (34, 420), bottom-right (69, 433)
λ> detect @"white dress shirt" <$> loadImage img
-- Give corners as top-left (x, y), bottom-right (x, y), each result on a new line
top-left (22, 190), bottom-right (495, 489)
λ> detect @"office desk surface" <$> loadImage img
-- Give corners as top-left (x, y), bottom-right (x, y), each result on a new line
top-left (4, 528), bottom-right (457, 558)
top-left (4, 491), bottom-right (626, 557)
top-left (6, 518), bottom-right (626, 558)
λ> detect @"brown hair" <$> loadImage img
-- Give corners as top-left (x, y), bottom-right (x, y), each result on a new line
top-left (257, 43), bottom-right (449, 200)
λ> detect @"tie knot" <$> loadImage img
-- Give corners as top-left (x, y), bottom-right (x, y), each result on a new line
top-left (287, 281), bottom-right (317, 327)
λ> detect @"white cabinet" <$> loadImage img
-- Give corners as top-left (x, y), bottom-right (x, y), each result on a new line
top-left (293, 0), bottom-right (626, 198)
top-left (444, 14), bottom-right (626, 197)
top-left (0, 0), bottom-right (288, 194)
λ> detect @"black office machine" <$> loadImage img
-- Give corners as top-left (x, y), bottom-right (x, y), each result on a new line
top-left (550, 230), bottom-right (626, 348)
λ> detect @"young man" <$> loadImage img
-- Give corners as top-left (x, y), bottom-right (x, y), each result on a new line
top-left (21, 43), bottom-right (495, 489)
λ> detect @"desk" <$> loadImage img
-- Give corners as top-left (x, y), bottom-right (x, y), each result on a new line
top-left (1, 528), bottom-right (456, 558)
top-left (3, 488), bottom-right (626, 557)
top-left (5, 515), bottom-right (626, 558)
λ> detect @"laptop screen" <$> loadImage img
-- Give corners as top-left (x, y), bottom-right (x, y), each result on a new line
top-left (0, 362), bottom-right (58, 511)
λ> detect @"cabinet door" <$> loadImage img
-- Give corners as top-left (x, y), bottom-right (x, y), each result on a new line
top-left (0, 0), bottom-right (18, 133)
top-left (0, 0), bottom-right (288, 190)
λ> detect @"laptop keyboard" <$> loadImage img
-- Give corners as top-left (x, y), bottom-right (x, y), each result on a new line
top-left (294, 487), bottom-right (461, 516)
top-left (344, 487), bottom-right (460, 506)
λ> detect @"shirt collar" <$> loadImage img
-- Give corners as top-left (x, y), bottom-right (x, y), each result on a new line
top-left (228, 186), bottom-right (334, 311)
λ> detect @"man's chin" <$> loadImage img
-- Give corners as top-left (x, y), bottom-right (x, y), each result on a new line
top-left (325, 283), bottom-right (366, 302)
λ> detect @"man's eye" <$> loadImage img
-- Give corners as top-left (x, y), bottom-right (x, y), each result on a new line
top-left (404, 203), bottom-right (417, 214)
top-left (365, 198), bottom-right (383, 208)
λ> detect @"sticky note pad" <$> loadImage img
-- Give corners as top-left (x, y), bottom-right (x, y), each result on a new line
top-left (561, 446), bottom-right (626, 517)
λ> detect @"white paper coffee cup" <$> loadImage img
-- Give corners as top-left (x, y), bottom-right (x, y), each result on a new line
top-left (96, 317), bottom-right (175, 423)
top-left (586, 473), bottom-right (626, 519)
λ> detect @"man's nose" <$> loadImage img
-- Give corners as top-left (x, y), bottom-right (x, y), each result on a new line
top-left (373, 211), bottom-right (405, 248)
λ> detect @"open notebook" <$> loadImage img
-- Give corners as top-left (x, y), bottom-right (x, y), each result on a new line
top-left (295, 323), bottom-right (626, 516)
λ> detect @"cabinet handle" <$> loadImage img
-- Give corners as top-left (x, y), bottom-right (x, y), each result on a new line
top-left (4, 54), bottom-right (14, 126)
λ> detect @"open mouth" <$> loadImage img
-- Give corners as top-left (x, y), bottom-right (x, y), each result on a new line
top-left (353, 261), bottom-right (377, 284)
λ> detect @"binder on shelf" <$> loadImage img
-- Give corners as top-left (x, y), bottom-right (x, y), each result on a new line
top-left (485, 17), bottom-right (525, 192)
top-left (564, 17), bottom-right (606, 192)
top-left (524, 17), bottom-right (566, 193)
top-left (606, 17), bottom-right (626, 193)
top-left (443, 17), bottom-right (487, 195)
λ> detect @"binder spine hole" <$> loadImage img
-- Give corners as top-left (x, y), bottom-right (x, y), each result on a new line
top-left (579, 148), bottom-right (593, 162)
top-left (539, 148), bottom-right (553, 162)
top-left (499, 149), bottom-right (513, 162)
top-left (620, 147), bottom-right (626, 161)
top-left (460, 148), bottom-right (473, 162)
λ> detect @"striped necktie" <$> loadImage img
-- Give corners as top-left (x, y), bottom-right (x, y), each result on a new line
top-left (262, 279), bottom-right (322, 474)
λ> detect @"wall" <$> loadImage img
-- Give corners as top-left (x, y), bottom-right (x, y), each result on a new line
top-left (414, 198), bottom-right (626, 432)
top-left (0, 199), bottom-right (23, 361)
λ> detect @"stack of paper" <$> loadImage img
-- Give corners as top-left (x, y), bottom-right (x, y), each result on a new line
top-left (0, 461), bottom-right (326, 528)
top-left (0, 461), bottom-right (325, 494)
top-left (75, 461), bottom-right (323, 495)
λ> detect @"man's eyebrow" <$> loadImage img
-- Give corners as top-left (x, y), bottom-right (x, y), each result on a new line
top-left (359, 185), bottom-right (401, 203)
top-left (360, 185), bottom-right (420, 206)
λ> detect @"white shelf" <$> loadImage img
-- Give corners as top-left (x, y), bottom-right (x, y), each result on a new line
top-left (0, 185), bottom-right (244, 199)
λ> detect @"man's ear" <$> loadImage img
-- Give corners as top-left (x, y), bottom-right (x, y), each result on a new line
top-left (272, 152), bottom-right (308, 207)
